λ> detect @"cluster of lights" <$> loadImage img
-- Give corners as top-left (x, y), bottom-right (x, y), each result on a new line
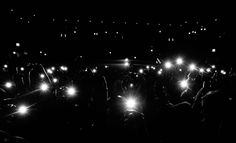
top-left (60, 66), bottom-right (68, 71)
top-left (123, 58), bottom-right (130, 67)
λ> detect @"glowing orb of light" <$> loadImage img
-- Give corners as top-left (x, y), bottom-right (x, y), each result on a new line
top-left (199, 68), bottom-right (205, 73)
top-left (179, 79), bottom-right (189, 89)
top-left (139, 69), bottom-right (144, 74)
top-left (124, 62), bottom-right (130, 67)
top-left (20, 67), bottom-right (25, 71)
top-left (40, 83), bottom-right (49, 92)
top-left (5, 82), bottom-right (13, 89)
top-left (52, 78), bottom-right (58, 83)
top-left (4, 64), bottom-right (8, 68)
top-left (164, 61), bottom-right (172, 69)
top-left (125, 97), bottom-right (137, 111)
top-left (40, 74), bottom-right (45, 79)
top-left (17, 105), bottom-right (28, 115)
top-left (189, 64), bottom-right (196, 71)
top-left (47, 69), bottom-right (53, 74)
top-left (66, 86), bottom-right (77, 97)
top-left (212, 49), bottom-right (216, 52)
top-left (176, 57), bottom-right (184, 65)
top-left (206, 68), bottom-right (211, 72)
top-left (220, 70), bottom-right (226, 75)
top-left (129, 83), bottom-right (134, 88)
top-left (92, 69), bottom-right (97, 73)
top-left (211, 65), bottom-right (216, 69)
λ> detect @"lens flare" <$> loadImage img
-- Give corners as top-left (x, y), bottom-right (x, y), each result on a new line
top-left (17, 105), bottom-right (28, 115)
top-left (164, 61), bottom-right (172, 69)
top-left (40, 83), bottom-right (49, 92)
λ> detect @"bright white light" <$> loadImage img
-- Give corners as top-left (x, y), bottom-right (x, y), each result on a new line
top-left (129, 83), bottom-right (134, 88)
top-left (189, 64), bottom-right (196, 71)
top-left (51, 67), bottom-right (55, 71)
top-left (4, 64), bottom-right (8, 68)
top-left (47, 69), bottom-right (53, 74)
top-left (105, 65), bottom-right (108, 69)
top-left (157, 69), bottom-right (163, 75)
top-left (20, 67), bottom-right (24, 71)
top-left (17, 105), bottom-right (28, 115)
top-left (92, 69), bottom-right (97, 73)
top-left (164, 61), bottom-right (172, 69)
top-left (146, 65), bottom-right (150, 69)
top-left (40, 74), bottom-right (45, 79)
top-left (211, 65), bottom-right (216, 69)
top-left (179, 79), bottom-right (189, 89)
top-left (176, 57), bottom-right (184, 65)
top-left (5, 82), bottom-right (13, 89)
top-left (125, 97), bottom-right (137, 111)
top-left (139, 69), bottom-right (144, 74)
top-left (125, 58), bottom-right (129, 62)
top-left (124, 62), bottom-right (130, 67)
top-left (212, 49), bottom-right (216, 52)
top-left (206, 68), bottom-right (211, 72)
top-left (40, 83), bottom-right (49, 92)
top-left (13, 51), bottom-right (16, 54)
top-left (16, 43), bottom-right (20, 47)
top-left (220, 70), bottom-right (226, 75)
top-left (60, 66), bottom-right (68, 71)
top-left (199, 68), bottom-right (204, 73)
top-left (66, 86), bottom-right (77, 97)
top-left (52, 78), bottom-right (58, 83)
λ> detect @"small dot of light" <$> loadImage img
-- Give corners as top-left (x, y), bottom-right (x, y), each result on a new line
top-left (52, 78), bottom-right (58, 83)
top-left (13, 51), bottom-right (16, 54)
top-left (146, 65), bottom-right (150, 70)
top-left (206, 68), bottom-right (211, 72)
top-left (179, 79), bottom-right (189, 89)
top-left (105, 31), bottom-right (108, 34)
top-left (66, 86), bottom-right (77, 97)
top-left (47, 69), bottom-right (53, 74)
top-left (129, 83), bottom-right (134, 88)
top-left (176, 57), bottom-right (184, 65)
top-left (220, 70), bottom-right (226, 75)
top-left (125, 97), bottom-right (137, 111)
top-left (5, 82), bottom-right (13, 89)
top-left (20, 67), bottom-right (24, 71)
top-left (125, 58), bottom-right (129, 62)
top-left (44, 53), bottom-right (47, 56)
top-left (92, 69), bottom-right (97, 73)
top-left (164, 61), bottom-right (172, 69)
top-left (40, 74), bottom-right (45, 79)
top-left (139, 69), bottom-right (144, 74)
top-left (51, 67), bottom-right (55, 71)
top-left (157, 69), bottom-right (163, 75)
top-left (211, 65), bottom-right (216, 69)
top-left (212, 49), bottom-right (216, 52)
top-left (16, 43), bottom-right (20, 47)
top-left (179, 69), bottom-right (182, 72)
top-left (40, 51), bottom-right (43, 54)
top-left (134, 56), bottom-right (137, 59)
top-left (40, 83), bottom-right (49, 92)
top-left (189, 64), bottom-right (196, 71)
top-left (60, 66), bottom-right (68, 71)
top-left (105, 65), bottom-right (108, 68)
top-left (124, 62), bottom-right (130, 67)
top-left (151, 66), bottom-right (156, 70)
top-left (17, 105), bottom-right (28, 115)
top-left (109, 51), bottom-right (112, 54)
top-left (4, 64), bottom-right (8, 68)
top-left (150, 49), bottom-right (153, 52)
top-left (199, 68), bottom-right (205, 73)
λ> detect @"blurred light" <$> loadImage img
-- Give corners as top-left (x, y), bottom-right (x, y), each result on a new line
top-left (157, 69), bottom-right (163, 75)
top-left (206, 68), bottom-right (211, 72)
top-left (17, 105), bottom-right (28, 115)
top-left (139, 69), bottom-right (144, 74)
top-left (151, 66), bottom-right (156, 70)
top-left (179, 79), bottom-right (189, 89)
top-left (20, 67), bottom-right (25, 71)
top-left (105, 65), bottom-right (108, 69)
top-left (220, 70), bottom-right (226, 75)
top-left (125, 97), bottom-right (137, 111)
top-left (3, 64), bottom-right (8, 68)
top-left (40, 83), bottom-right (49, 92)
top-left (40, 74), bottom-right (45, 79)
top-left (92, 69), bottom-right (97, 73)
top-left (13, 51), bottom-right (17, 54)
top-left (164, 61), bottom-right (172, 69)
top-left (52, 78), bottom-right (58, 83)
top-left (125, 58), bottom-right (129, 62)
top-left (176, 57), bottom-right (184, 65)
top-left (66, 86), bottom-right (77, 97)
top-left (5, 82), bottom-right (13, 89)
top-left (47, 69), bottom-right (53, 74)
top-left (199, 68), bottom-right (204, 73)
top-left (129, 83), bottom-right (134, 88)
top-left (51, 67), bottom-right (55, 71)
top-left (211, 65), bottom-right (216, 69)
top-left (60, 66), bottom-right (68, 71)
top-left (16, 43), bottom-right (20, 47)
top-left (146, 65), bottom-right (150, 70)
top-left (212, 49), bottom-right (216, 52)
top-left (189, 64), bottom-right (196, 71)
top-left (124, 62), bottom-right (130, 67)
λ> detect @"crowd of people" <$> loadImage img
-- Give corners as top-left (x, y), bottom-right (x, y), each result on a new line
top-left (0, 57), bottom-right (235, 143)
